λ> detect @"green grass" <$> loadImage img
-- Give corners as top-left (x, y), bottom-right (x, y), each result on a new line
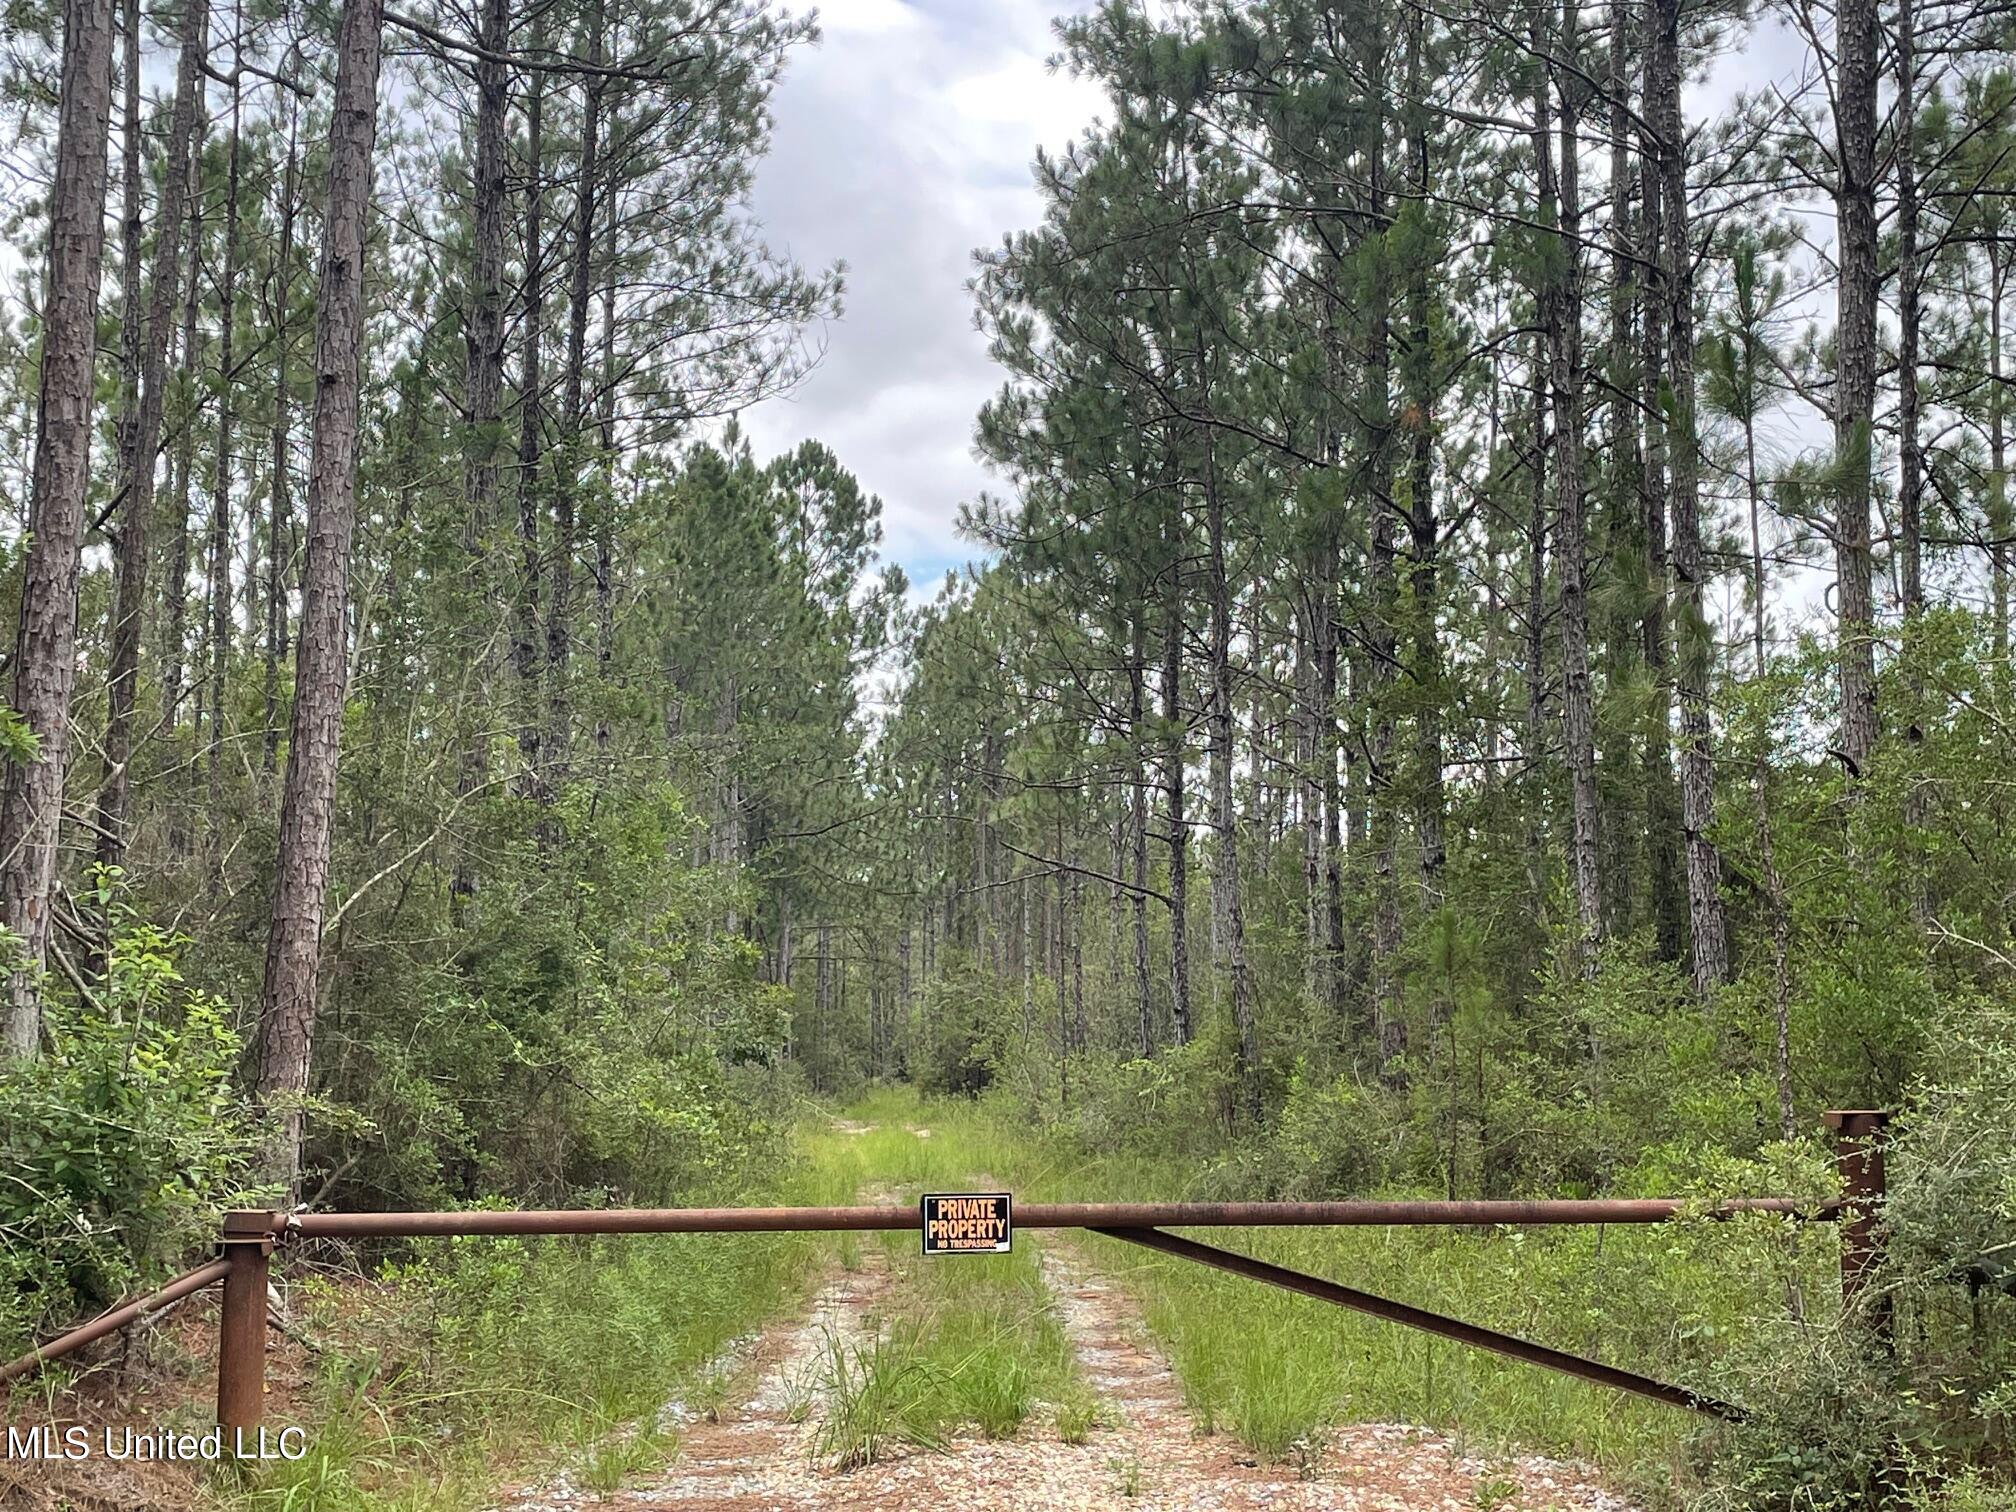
top-left (1054, 1390), bottom-right (1102, 1445)
top-left (899, 1242), bottom-right (1080, 1440)
top-left (814, 1322), bottom-right (951, 1468)
top-left (813, 1094), bottom-right (1090, 1449)
top-left (219, 1108), bottom-right (872, 1511)
top-left (829, 1092), bottom-right (1839, 1504)
top-left (214, 1085), bottom-right (1821, 1508)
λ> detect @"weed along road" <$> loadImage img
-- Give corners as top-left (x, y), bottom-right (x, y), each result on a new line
top-left (479, 1118), bottom-right (1645, 1512)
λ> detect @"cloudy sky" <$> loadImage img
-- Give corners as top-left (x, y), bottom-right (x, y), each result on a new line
top-left (736, 0), bottom-right (1107, 595)
top-left (732, 1), bottom-right (1815, 601)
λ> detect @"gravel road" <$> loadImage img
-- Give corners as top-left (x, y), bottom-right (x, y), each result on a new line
top-left (482, 1222), bottom-right (1642, 1512)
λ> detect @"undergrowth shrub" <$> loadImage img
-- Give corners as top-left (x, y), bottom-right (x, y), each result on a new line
top-left (1698, 990), bottom-right (2016, 1508)
top-left (910, 954), bottom-right (1021, 1099)
top-left (305, 780), bottom-right (797, 1213)
top-left (0, 905), bottom-right (253, 1353)
top-left (1046, 1036), bottom-right (1235, 1159)
top-left (1259, 1066), bottom-right (1410, 1197)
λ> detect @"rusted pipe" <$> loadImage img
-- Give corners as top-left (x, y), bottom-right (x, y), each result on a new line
top-left (1094, 1226), bottom-right (1746, 1420)
top-left (0, 1258), bottom-right (231, 1388)
top-left (216, 1214), bottom-right (276, 1441)
top-left (283, 1195), bottom-right (1837, 1239)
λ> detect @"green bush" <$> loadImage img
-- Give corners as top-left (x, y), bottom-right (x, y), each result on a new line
top-left (304, 780), bottom-right (799, 1211)
top-left (1698, 989), bottom-right (2016, 1507)
top-left (1049, 1037), bottom-right (1236, 1159)
top-left (0, 914), bottom-right (254, 1352)
top-left (1261, 1065), bottom-right (1410, 1197)
top-left (912, 954), bottom-right (1020, 1099)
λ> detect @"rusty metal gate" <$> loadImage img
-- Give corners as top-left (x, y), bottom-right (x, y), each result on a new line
top-left (2, 1110), bottom-right (1893, 1448)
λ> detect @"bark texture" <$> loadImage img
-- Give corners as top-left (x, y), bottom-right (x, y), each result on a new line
top-left (0, 0), bottom-right (115, 1053)
top-left (256, 0), bottom-right (384, 1188)
top-left (1536, 22), bottom-right (1604, 958)
top-left (95, 0), bottom-right (206, 880)
top-left (1832, 0), bottom-right (1881, 772)
top-left (1651, 0), bottom-right (1730, 994)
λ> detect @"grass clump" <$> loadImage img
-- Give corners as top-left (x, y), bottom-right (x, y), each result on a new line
top-left (815, 1324), bottom-right (949, 1468)
top-left (812, 1096), bottom-right (1093, 1448)
top-left (578, 1420), bottom-right (676, 1496)
top-left (1055, 1393), bottom-right (1100, 1444)
top-left (902, 1245), bottom-right (1079, 1439)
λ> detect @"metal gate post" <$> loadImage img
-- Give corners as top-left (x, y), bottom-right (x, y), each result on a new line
top-left (1823, 1110), bottom-right (1892, 1339)
top-left (217, 1211), bottom-right (278, 1448)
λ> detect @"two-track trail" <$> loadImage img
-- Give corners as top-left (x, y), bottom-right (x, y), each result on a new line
top-left (483, 1129), bottom-right (1640, 1511)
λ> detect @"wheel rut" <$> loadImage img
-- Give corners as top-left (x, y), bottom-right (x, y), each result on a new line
top-left (483, 1125), bottom-right (1637, 1512)
top-left (488, 1231), bottom-right (1640, 1510)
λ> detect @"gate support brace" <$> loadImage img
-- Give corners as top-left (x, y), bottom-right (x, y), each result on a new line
top-left (1091, 1226), bottom-right (1744, 1421)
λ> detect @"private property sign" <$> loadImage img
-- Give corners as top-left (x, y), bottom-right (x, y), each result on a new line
top-left (920, 1193), bottom-right (1012, 1254)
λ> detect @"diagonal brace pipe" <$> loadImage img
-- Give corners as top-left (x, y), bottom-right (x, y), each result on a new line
top-left (1090, 1226), bottom-right (1745, 1421)
top-left (0, 1258), bottom-right (232, 1387)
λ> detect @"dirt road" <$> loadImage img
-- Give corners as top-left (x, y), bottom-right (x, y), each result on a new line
top-left (485, 1229), bottom-right (1639, 1512)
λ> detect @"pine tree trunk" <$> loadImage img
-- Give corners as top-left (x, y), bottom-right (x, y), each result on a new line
top-left (464, 0), bottom-right (507, 590)
top-left (265, 102), bottom-right (300, 775)
top-left (548, 3), bottom-right (605, 785)
top-left (1537, 18), bottom-right (1605, 959)
top-left (1019, 881), bottom-right (1033, 1043)
top-left (163, 222), bottom-right (203, 746)
top-left (1071, 868), bottom-right (1086, 1052)
top-left (90, 0), bottom-right (142, 982)
top-left (594, 188), bottom-right (618, 752)
top-left (897, 925), bottom-right (911, 1014)
top-left (1161, 540), bottom-right (1192, 1046)
top-left (1369, 332), bottom-right (1404, 1072)
top-left (1366, 48), bottom-right (1404, 1071)
top-left (1637, 101), bottom-right (1685, 966)
top-left (816, 922), bottom-right (831, 1078)
top-left (1895, 0), bottom-right (1923, 627)
top-left (96, 0), bottom-right (206, 882)
top-left (1299, 583), bottom-right (1332, 1006)
top-left (1522, 333), bottom-right (1548, 917)
top-left (515, 51), bottom-right (547, 789)
top-left (1054, 827), bottom-right (1070, 1100)
top-left (0, 0), bottom-right (115, 1054)
top-left (111, 0), bottom-right (141, 481)
top-left (204, 63), bottom-right (245, 806)
top-left (255, 0), bottom-right (383, 1191)
top-left (1989, 245), bottom-right (2008, 664)
top-left (1128, 622), bottom-right (1153, 1055)
top-left (1833, 0), bottom-right (1881, 773)
top-left (447, 0), bottom-right (510, 906)
top-left (1106, 808), bottom-right (1122, 997)
top-left (1201, 449), bottom-right (1249, 1128)
top-left (1403, 9), bottom-right (1446, 901)
top-left (1602, 0), bottom-right (1642, 939)
top-left (1321, 598), bottom-right (1345, 986)
top-left (1652, 0), bottom-right (1730, 994)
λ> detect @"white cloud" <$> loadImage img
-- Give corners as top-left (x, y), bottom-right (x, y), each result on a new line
top-left (738, 0), bottom-right (1105, 585)
top-left (813, 0), bottom-right (930, 36)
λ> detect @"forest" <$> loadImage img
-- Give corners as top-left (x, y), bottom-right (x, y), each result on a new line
top-left (0, 0), bottom-right (2013, 1505)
